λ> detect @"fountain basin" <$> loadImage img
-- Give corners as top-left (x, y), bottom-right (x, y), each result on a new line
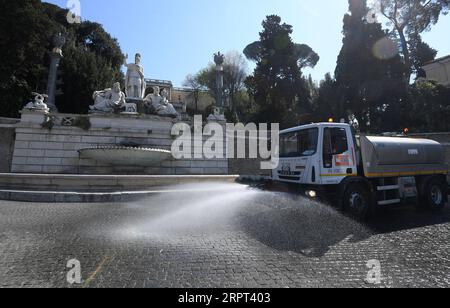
top-left (79, 146), bottom-right (172, 167)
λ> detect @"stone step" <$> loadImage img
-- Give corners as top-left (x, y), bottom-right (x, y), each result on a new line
top-left (0, 173), bottom-right (240, 203)
top-left (0, 173), bottom-right (238, 192)
top-left (0, 187), bottom-right (218, 203)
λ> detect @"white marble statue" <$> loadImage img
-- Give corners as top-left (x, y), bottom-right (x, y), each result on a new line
top-left (207, 106), bottom-right (226, 122)
top-left (122, 102), bottom-right (138, 114)
top-left (90, 82), bottom-right (126, 113)
top-left (160, 89), bottom-right (179, 116)
top-left (144, 86), bottom-right (178, 118)
top-left (24, 93), bottom-right (50, 112)
top-left (124, 53), bottom-right (146, 99)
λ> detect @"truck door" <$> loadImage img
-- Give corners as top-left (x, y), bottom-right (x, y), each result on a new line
top-left (320, 127), bottom-right (356, 184)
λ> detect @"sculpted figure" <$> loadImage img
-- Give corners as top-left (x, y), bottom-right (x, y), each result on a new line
top-left (124, 53), bottom-right (146, 99)
top-left (159, 89), bottom-right (178, 117)
top-left (207, 106), bottom-right (225, 122)
top-left (52, 33), bottom-right (66, 57)
top-left (24, 93), bottom-right (50, 112)
top-left (214, 52), bottom-right (225, 66)
top-left (90, 82), bottom-right (126, 113)
top-left (144, 86), bottom-right (178, 118)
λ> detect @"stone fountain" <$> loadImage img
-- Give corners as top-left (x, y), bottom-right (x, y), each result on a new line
top-left (81, 53), bottom-right (181, 171)
top-left (1, 49), bottom-right (237, 203)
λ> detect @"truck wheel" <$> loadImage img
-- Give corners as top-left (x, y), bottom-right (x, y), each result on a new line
top-left (424, 178), bottom-right (447, 211)
top-left (343, 183), bottom-right (372, 220)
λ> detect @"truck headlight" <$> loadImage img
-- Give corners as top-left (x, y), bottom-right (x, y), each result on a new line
top-left (306, 190), bottom-right (317, 198)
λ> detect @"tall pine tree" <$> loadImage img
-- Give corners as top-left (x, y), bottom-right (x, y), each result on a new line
top-left (335, 0), bottom-right (406, 132)
top-left (244, 15), bottom-right (319, 128)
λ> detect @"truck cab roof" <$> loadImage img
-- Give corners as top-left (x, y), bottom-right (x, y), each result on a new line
top-left (280, 122), bottom-right (350, 135)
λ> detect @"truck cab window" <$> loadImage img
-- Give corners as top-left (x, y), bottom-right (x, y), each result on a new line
top-left (323, 127), bottom-right (348, 168)
top-left (298, 128), bottom-right (319, 156)
top-left (280, 128), bottom-right (318, 158)
top-left (281, 132), bottom-right (298, 158)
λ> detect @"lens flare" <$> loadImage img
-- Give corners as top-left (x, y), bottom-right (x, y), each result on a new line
top-left (372, 37), bottom-right (398, 60)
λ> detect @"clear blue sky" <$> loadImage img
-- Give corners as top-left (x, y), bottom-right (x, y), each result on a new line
top-left (45, 0), bottom-right (450, 87)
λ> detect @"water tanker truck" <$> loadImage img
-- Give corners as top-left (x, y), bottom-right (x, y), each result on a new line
top-left (272, 122), bottom-right (449, 219)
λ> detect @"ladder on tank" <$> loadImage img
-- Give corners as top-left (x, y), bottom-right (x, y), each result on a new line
top-left (376, 178), bottom-right (401, 206)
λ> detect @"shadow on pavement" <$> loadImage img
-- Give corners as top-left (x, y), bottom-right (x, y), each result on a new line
top-left (239, 183), bottom-right (450, 258)
top-left (367, 205), bottom-right (450, 234)
top-left (237, 191), bottom-right (372, 258)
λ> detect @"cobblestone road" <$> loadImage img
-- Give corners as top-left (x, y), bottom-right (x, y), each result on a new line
top-left (0, 183), bottom-right (449, 288)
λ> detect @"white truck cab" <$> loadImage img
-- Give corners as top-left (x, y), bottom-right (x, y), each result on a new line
top-left (272, 122), bottom-right (449, 219)
top-left (273, 123), bottom-right (357, 186)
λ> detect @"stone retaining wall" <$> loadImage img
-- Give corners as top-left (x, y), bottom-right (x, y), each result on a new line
top-left (0, 117), bottom-right (19, 173)
top-left (0, 125), bottom-right (16, 173)
top-left (11, 111), bottom-right (228, 175)
top-left (228, 158), bottom-right (271, 177)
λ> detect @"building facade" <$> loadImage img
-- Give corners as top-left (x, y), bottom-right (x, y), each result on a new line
top-left (422, 55), bottom-right (450, 86)
top-left (145, 78), bottom-right (215, 113)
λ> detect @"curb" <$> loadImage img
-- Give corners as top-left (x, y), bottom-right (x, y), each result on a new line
top-left (0, 190), bottom-right (161, 203)
top-left (0, 184), bottom-right (246, 203)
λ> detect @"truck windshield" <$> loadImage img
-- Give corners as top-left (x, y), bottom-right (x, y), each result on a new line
top-left (280, 128), bottom-right (319, 158)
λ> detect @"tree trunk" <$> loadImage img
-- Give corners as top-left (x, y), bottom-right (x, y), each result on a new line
top-left (195, 91), bottom-right (199, 113)
top-left (397, 27), bottom-right (411, 85)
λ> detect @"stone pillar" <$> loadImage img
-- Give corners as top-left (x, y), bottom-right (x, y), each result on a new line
top-left (46, 34), bottom-right (66, 113)
top-left (214, 52), bottom-right (225, 109)
top-left (46, 52), bottom-right (62, 112)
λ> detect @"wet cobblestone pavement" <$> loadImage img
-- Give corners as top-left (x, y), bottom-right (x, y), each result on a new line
top-left (0, 183), bottom-right (449, 288)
